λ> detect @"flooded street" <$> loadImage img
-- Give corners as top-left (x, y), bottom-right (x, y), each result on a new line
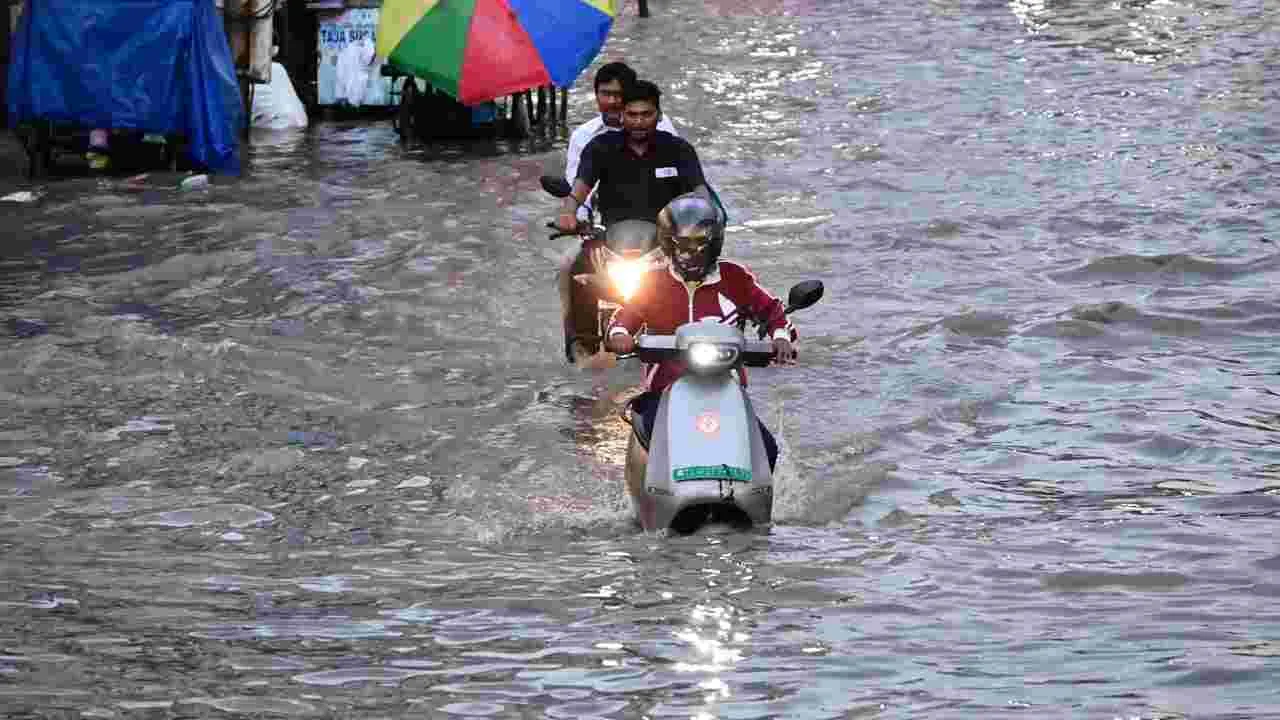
top-left (3, 0), bottom-right (1280, 717)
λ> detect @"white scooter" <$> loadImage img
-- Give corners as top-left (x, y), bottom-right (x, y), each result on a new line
top-left (623, 280), bottom-right (824, 535)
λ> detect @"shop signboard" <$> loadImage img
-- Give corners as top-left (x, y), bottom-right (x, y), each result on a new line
top-left (317, 7), bottom-right (393, 107)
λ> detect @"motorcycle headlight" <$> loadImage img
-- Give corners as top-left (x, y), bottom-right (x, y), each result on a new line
top-left (686, 342), bottom-right (739, 372)
top-left (607, 259), bottom-right (647, 301)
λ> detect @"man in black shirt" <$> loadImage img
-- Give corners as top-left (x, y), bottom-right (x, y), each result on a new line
top-left (555, 80), bottom-right (713, 230)
top-left (551, 79), bottom-right (716, 365)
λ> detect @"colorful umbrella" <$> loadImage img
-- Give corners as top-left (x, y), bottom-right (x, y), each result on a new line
top-left (376, 0), bottom-right (617, 105)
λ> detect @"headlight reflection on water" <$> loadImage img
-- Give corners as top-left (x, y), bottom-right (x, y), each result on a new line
top-left (673, 603), bottom-right (746, 676)
top-left (673, 602), bottom-right (746, 717)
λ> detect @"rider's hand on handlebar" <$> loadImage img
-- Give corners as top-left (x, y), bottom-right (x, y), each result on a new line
top-left (772, 338), bottom-right (797, 365)
top-left (606, 333), bottom-right (635, 354)
top-left (555, 210), bottom-right (580, 233)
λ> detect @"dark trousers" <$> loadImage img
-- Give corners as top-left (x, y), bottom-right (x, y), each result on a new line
top-left (629, 390), bottom-right (779, 471)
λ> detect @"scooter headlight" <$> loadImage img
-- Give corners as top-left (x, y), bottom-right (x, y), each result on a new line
top-left (686, 342), bottom-right (739, 372)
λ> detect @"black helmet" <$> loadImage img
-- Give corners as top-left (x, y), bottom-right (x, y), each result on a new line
top-left (659, 193), bottom-right (724, 281)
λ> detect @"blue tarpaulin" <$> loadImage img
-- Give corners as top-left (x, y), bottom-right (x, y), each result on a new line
top-left (7, 0), bottom-right (244, 174)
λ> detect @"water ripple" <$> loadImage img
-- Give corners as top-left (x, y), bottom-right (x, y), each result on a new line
top-left (0, 1), bottom-right (1277, 717)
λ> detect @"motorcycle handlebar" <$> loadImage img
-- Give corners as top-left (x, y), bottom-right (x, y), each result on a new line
top-left (545, 220), bottom-right (592, 241)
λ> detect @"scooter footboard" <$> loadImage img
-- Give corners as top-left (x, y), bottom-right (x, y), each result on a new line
top-left (642, 375), bottom-right (774, 532)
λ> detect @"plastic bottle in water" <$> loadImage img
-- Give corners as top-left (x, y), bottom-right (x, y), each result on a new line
top-left (179, 174), bottom-right (210, 191)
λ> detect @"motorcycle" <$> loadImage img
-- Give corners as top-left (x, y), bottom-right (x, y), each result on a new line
top-left (622, 280), bottom-right (824, 535)
top-left (540, 175), bottom-right (665, 364)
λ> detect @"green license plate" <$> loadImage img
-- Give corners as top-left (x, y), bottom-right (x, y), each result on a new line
top-left (673, 465), bottom-right (752, 482)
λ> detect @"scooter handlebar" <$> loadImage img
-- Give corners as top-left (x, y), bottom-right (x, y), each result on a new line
top-left (545, 221), bottom-right (574, 239)
top-left (741, 340), bottom-right (776, 367)
top-left (634, 335), bottom-right (677, 364)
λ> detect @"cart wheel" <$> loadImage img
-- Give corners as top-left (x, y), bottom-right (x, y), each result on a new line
top-left (396, 79), bottom-right (417, 140)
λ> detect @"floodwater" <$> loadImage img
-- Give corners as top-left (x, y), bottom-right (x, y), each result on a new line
top-left (3, 0), bottom-right (1279, 717)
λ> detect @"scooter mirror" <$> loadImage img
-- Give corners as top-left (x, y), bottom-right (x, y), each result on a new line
top-left (540, 175), bottom-right (572, 198)
top-left (785, 280), bottom-right (824, 313)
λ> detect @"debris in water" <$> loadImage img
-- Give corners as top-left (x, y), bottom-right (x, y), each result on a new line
top-left (179, 174), bottom-right (210, 191)
top-left (396, 475), bottom-right (433, 489)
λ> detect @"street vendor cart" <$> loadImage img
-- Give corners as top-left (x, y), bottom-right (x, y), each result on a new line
top-left (375, 0), bottom-right (612, 141)
top-left (7, 0), bottom-right (244, 179)
top-left (383, 66), bottom-right (556, 142)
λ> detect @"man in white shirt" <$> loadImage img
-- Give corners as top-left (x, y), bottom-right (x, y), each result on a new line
top-left (564, 61), bottom-right (677, 221)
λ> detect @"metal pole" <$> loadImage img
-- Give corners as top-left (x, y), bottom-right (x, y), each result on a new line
top-left (638, 0), bottom-right (649, 18)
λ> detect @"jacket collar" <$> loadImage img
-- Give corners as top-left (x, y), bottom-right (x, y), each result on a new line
top-left (666, 261), bottom-right (721, 286)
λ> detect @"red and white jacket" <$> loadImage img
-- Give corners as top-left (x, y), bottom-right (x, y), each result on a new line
top-left (608, 260), bottom-right (797, 394)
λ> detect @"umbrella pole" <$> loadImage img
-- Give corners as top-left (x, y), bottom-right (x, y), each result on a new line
top-left (638, 0), bottom-right (650, 17)
top-left (560, 88), bottom-right (569, 126)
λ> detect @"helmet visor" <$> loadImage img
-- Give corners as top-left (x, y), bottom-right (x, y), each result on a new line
top-left (671, 229), bottom-right (712, 279)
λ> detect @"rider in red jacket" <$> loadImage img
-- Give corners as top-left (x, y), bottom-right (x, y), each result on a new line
top-left (605, 193), bottom-right (797, 469)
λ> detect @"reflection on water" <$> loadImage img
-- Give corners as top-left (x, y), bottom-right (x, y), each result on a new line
top-left (675, 603), bottom-right (745, 717)
top-left (1, 0), bottom-right (1279, 717)
top-left (1008, 0), bottom-right (1258, 64)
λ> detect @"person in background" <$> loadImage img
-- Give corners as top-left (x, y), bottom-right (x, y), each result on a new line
top-left (553, 68), bottom-right (679, 364)
top-left (557, 79), bottom-right (710, 231)
top-left (554, 79), bottom-right (708, 362)
top-left (564, 61), bottom-right (678, 222)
